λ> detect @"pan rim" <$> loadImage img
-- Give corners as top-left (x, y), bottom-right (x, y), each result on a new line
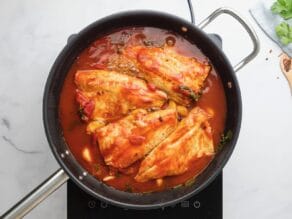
top-left (43, 9), bottom-right (242, 209)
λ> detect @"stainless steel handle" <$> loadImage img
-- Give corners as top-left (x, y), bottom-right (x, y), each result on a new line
top-left (198, 7), bottom-right (260, 72)
top-left (1, 169), bottom-right (69, 219)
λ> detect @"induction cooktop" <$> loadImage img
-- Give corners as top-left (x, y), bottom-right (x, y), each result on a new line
top-left (67, 173), bottom-right (222, 219)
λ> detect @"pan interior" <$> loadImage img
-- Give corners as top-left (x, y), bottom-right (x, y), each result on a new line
top-left (43, 10), bottom-right (241, 209)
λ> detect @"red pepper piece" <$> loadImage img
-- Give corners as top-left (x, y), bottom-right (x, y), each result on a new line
top-left (76, 91), bottom-right (88, 106)
top-left (128, 135), bottom-right (146, 145)
top-left (83, 100), bottom-right (95, 118)
top-left (147, 82), bottom-right (156, 91)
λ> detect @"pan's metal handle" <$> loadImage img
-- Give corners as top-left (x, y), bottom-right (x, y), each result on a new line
top-left (198, 7), bottom-right (260, 72)
top-left (1, 169), bottom-right (69, 219)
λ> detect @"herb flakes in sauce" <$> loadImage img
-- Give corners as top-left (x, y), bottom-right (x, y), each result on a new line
top-left (93, 163), bottom-right (100, 173)
top-left (178, 85), bottom-right (201, 101)
top-left (217, 130), bottom-right (233, 151)
top-left (124, 183), bottom-right (133, 193)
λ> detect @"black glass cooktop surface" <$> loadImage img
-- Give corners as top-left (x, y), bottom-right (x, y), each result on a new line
top-left (67, 173), bottom-right (222, 219)
top-left (67, 34), bottom-right (223, 219)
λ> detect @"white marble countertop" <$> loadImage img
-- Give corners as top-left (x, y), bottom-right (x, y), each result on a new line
top-left (0, 0), bottom-right (291, 218)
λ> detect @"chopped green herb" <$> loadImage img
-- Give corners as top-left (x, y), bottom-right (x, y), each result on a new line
top-left (184, 178), bottom-right (196, 187)
top-left (179, 85), bottom-right (189, 90)
top-left (179, 85), bottom-right (201, 101)
top-left (190, 91), bottom-right (202, 102)
top-left (77, 107), bottom-right (84, 117)
top-left (115, 172), bottom-right (121, 178)
top-left (275, 22), bottom-right (292, 45)
top-left (143, 40), bottom-right (154, 46)
top-left (142, 39), bottom-right (164, 48)
top-left (124, 183), bottom-right (133, 193)
top-left (217, 130), bottom-right (233, 151)
top-left (77, 107), bottom-right (87, 121)
top-left (93, 163), bottom-right (100, 173)
top-left (271, 0), bottom-right (292, 20)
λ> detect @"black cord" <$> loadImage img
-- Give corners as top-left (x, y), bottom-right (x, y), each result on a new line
top-left (187, 0), bottom-right (195, 24)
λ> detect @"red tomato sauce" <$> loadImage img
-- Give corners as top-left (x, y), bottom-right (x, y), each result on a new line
top-left (59, 27), bottom-right (226, 193)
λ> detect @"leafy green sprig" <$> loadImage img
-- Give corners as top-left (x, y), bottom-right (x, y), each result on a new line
top-left (271, 0), bottom-right (292, 20)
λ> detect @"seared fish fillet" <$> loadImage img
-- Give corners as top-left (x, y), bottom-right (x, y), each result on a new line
top-left (135, 107), bottom-right (214, 182)
top-left (124, 46), bottom-right (211, 106)
top-left (75, 70), bottom-right (168, 133)
top-left (95, 108), bottom-right (178, 169)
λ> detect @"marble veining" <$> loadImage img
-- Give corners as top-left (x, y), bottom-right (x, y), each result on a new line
top-left (1, 118), bottom-right (11, 129)
top-left (2, 135), bottom-right (41, 154)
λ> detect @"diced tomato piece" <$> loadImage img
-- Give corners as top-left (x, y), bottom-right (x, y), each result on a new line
top-left (147, 82), bottom-right (156, 91)
top-left (89, 49), bottom-right (115, 69)
top-left (128, 135), bottom-right (146, 145)
top-left (90, 62), bottom-right (107, 69)
top-left (161, 101), bottom-right (169, 110)
top-left (76, 91), bottom-right (88, 106)
top-left (83, 100), bottom-right (95, 118)
top-left (91, 133), bottom-right (98, 146)
top-left (92, 37), bottom-right (109, 47)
